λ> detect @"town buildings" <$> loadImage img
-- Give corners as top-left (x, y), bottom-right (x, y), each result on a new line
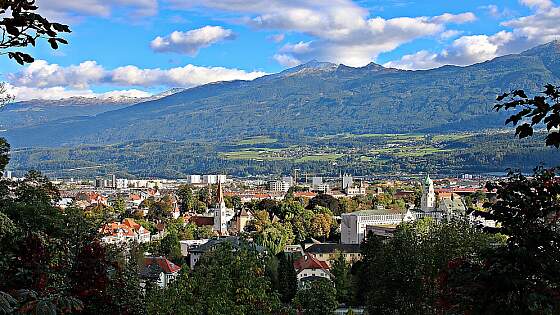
top-left (340, 209), bottom-right (416, 244)
top-left (293, 254), bottom-right (333, 287)
top-left (139, 257), bottom-right (181, 288)
top-left (101, 218), bottom-right (151, 244)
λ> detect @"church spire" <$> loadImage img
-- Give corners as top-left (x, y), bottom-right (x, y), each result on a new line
top-left (216, 179), bottom-right (224, 205)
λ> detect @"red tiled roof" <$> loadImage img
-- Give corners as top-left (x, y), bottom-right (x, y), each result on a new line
top-left (188, 216), bottom-right (214, 227)
top-left (294, 192), bottom-right (317, 198)
top-left (293, 254), bottom-right (330, 272)
top-left (122, 218), bottom-right (141, 230)
top-left (144, 257), bottom-right (181, 273)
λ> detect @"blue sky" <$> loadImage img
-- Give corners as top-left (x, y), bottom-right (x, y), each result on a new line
top-left (2, 0), bottom-right (559, 100)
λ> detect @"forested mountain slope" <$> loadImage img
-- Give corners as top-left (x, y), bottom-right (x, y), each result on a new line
top-left (4, 41), bottom-right (560, 148)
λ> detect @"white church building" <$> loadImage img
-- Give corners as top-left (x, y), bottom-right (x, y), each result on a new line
top-left (209, 181), bottom-right (235, 235)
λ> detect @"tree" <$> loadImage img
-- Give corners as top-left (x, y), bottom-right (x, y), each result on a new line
top-left (176, 184), bottom-right (195, 213)
top-left (440, 168), bottom-right (560, 313)
top-left (331, 253), bottom-right (351, 304)
top-left (307, 193), bottom-right (341, 215)
top-left (158, 231), bottom-right (182, 263)
top-left (277, 253), bottom-right (297, 303)
top-left (495, 84), bottom-right (560, 147)
top-left (309, 207), bottom-right (334, 241)
top-left (250, 210), bottom-right (294, 255)
top-left (357, 218), bottom-right (501, 314)
top-left (146, 243), bottom-right (281, 314)
top-left (0, 82), bottom-right (13, 109)
top-left (294, 279), bottom-right (338, 315)
top-left (0, 0), bottom-right (71, 64)
top-left (113, 196), bottom-right (127, 218)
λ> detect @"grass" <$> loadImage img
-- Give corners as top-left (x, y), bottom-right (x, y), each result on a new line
top-left (235, 136), bottom-right (278, 146)
top-left (295, 154), bottom-right (343, 162)
top-left (432, 133), bottom-right (472, 142)
top-left (219, 148), bottom-right (287, 160)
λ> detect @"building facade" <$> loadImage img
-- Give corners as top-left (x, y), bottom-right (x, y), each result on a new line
top-left (341, 209), bottom-right (415, 244)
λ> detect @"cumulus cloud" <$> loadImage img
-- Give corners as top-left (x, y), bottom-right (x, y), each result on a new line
top-left (110, 64), bottom-right (267, 87)
top-left (520, 0), bottom-right (554, 10)
top-left (7, 60), bottom-right (268, 101)
top-left (273, 54), bottom-right (301, 67)
top-left (5, 83), bottom-right (152, 102)
top-left (280, 41), bottom-right (313, 54)
top-left (39, 0), bottom-right (158, 19)
top-left (150, 26), bottom-right (235, 55)
top-left (430, 12), bottom-right (476, 24)
top-left (169, 0), bottom-right (477, 67)
top-left (385, 1), bottom-right (560, 70)
top-left (267, 33), bottom-right (285, 43)
top-left (479, 4), bottom-right (514, 18)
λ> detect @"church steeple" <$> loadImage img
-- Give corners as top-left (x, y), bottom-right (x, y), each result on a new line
top-left (421, 173), bottom-right (436, 212)
top-left (216, 180), bottom-right (224, 205)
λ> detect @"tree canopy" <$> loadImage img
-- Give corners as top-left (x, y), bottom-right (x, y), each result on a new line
top-left (0, 0), bottom-right (71, 64)
top-left (495, 84), bottom-right (560, 147)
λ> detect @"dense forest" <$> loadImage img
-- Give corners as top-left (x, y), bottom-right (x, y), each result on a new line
top-left (6, 130), bottom-right (560, 179)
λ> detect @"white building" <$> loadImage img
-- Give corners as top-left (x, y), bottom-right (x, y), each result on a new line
top-left (269, 180), bottom-right (291, 192)
top-left (421, 174), bottom-right (436, 212)
top-left (282, 176), bottom-right (294, 186)
top-left (342, 174), bottom-right (354, 190)
top-left (116, 178), bottom-right (129, 189)
top-left (2, 170), bottom-right (12, 179)
top-left (316, 183), bottom-right (330, 193)
top-left (311, 176), bottom-right (323, 189)
top-left (100, 219), bottom-right (151, 245)
top-left (293, 254), bottom-right (333, 287)
top-left (203, 175), bottom-right (227, 184)
top-left (140, 257), bottom-right (181, 288)
top-left (186, 175), bottom-right (202, 184)
top-left (341, 209), bottom-right (415, 244)
top-left (211, 181), bottom-right (234, 235)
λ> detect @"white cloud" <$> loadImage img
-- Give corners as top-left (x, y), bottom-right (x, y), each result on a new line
top-left (440, 30), bottom-right (463, 40)
top-left (385, 2), bottom-right (560, 70)
top-left (8, 60), bottom-right (105, 89)
top-left (170, 0), bottom-right (477, 67)
top-left (479, 4), bottom-right (514, 18)
top-left (430, 12), bottom-right (477, 24)
top-left (5, 83), bottom-right (152, 102)
top-left (6, 60), bottom-right (268, 101)
top-left (273, 54), bottom-right (301, 67)
top-left (110, 64), bottom-right (267, 87)
top-left (39, 0), bottom-right (158, 19)
top-left (383, 50), bottom-right (440, 70)
top-left (267, 33), bottom-right (285, 43)
top-left (520, 0), bottom-right (554, 11)
top-left (280, 41), bottom-right (313, 54)
top-left (150, 26), bottom-right (235, 55)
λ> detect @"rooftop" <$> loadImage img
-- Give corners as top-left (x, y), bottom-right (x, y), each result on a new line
top-left (305, 243), bottom-right (361, 254)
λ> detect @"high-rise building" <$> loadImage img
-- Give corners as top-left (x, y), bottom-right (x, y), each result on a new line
top-left (203, 174), bottom-right (227, 184)
top-left (342, 174), bottom-right (354, 190)
top-left (187, 175), bottom-right (202, 184)
top-left (269, 180), bottom-right (291, 192)
top-left (311, 176), bottom-right (323, 189)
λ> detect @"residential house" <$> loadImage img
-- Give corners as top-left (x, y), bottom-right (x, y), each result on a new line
top-left (139, 257), bottom-right (181, 288)
top-left (293, 253), bottom-right (333, 287)
top-left (305, 243), bottom-right (362, 265)
top-left (100, 218), bottom-right (151, 244)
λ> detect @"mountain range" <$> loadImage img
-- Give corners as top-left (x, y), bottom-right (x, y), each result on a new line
top-left (3, 41), bottom-right (560, 148)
